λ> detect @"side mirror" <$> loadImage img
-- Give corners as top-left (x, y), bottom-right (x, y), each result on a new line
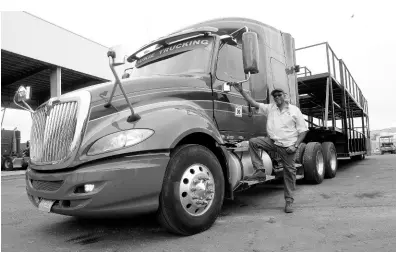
top-left (16, 86), bottom-right (31, 102)
top-left (242, 32), bottom-right (259, 74)
top-left (107, 44), bottom-right (128, 66)
top-left (222, 82), bottom-right (231, 93)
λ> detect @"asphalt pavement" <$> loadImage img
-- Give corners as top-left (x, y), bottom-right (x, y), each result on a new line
top-left (1, 154), bottom-right (396, 251)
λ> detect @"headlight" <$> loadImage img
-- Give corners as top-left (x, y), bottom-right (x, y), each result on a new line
top-left (87, 129), bottom-right (154, 156)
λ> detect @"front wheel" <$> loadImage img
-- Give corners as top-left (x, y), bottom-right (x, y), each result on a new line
top-left (158, 144), bottom-right (225, 235)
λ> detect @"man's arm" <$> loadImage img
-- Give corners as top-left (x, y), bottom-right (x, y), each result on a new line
top-left (286, 131), bottom-right (308, 154)
top-left (286, 107), bottom-right (309, 153)
top-left (295, 131), bottom-right (308, 147)
top-left (230, 82), bottom-right (260, 109)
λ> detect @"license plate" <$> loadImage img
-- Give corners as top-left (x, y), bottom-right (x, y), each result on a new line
top-left (38, 199), bottom-right (55, 213)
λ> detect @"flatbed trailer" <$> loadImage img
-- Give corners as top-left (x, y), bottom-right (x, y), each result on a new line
top-left (296, 42), bottom-right (370, 159)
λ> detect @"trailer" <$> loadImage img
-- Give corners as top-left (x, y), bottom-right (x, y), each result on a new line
top-left (296, 42), bottom-right (370, 160)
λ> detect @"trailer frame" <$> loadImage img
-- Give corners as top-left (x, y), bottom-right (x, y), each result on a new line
top-left (296, 42), bottom-right (370, 158)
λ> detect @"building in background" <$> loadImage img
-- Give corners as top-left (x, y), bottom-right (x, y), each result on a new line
top-left (1, 11), bottom-right (115, 142)
top-left (1, 11), bottom-right (112, 110)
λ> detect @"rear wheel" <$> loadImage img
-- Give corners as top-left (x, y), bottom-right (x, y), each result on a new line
top-left (157, 144), bottom-right (225, 235)
top-left (302, 142), bottom-right (324, 184)
top-left (294, 143), bottom-right (306, 164)
top-left (322, 142), bottom-right (337, 179)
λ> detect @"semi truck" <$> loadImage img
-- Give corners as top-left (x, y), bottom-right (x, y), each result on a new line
top-left (1, 128), bottom-right (29, 171)
top-left (16, 18), bottom-right (370, 236)
top-left (379, 135), bottom-right (395, 154)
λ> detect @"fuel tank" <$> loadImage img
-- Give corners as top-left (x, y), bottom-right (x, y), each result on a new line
top-left (224, 141), bottom-right (273, 190)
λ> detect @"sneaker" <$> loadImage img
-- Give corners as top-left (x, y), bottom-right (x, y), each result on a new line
top-left (284, 201), bottom-right (293, 213)
top-left (244, 170), bottom-right (267, 181)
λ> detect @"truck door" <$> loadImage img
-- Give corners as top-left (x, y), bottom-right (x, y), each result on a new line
top-left (212, 43), bottom-right (255, 142)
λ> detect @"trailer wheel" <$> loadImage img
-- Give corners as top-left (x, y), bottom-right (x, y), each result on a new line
top-left (294, 143), bottom-right (306, 164)
top-left (302, 142), bottom-right (324, 184)
top-left (2, 157), bottom-right (14, 171)
top-left (157, 144), bottom-right (224, 236)
top-left (322, 142), bottom-right (337, 179)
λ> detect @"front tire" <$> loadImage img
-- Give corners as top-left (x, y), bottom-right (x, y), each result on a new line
top-left (322, 142), bottom-right (337, 179)
top-left (302, 142), bottom-right (324, 184)
top-left (158, 144), bottom-right (225, 235)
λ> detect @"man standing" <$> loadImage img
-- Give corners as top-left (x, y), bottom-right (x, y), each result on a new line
top-left (231, 83), bottom-right (308, 213)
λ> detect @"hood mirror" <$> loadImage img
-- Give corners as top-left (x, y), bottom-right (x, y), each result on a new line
top-left (16, 86), bottom-right (31, 102)
top-left (14, 85), bottom-right (34, 113)
top-left (108, 44), bottom-right (128, 66)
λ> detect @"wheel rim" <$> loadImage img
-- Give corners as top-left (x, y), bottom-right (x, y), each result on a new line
top-left (5, 161), bottom-right (11, 168)
top-left (179, 163), bottom-right (215, 216)
top-left (330, 150), bottom-right (337, 172)
top-left (316, 150), bottom-right (324, 176)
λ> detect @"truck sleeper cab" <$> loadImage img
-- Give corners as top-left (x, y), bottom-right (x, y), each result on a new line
top-left (19, 18), bottom-right (368, 236)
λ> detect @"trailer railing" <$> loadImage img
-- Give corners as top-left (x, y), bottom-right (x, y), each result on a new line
top-left (296, 66), bottom-right (312, 77)
top-left (296, 42), bottom-right (368, 115)
top-left (296, 42), bottom-right (371, 156)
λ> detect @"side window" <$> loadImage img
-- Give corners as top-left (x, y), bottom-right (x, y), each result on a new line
top-left (216, 44), bottom-right (248, 92)
top-left (270, 58), bottom-right (288, 91)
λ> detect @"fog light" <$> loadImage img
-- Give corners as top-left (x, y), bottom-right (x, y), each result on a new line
top-left (84, 184), bottom-right (95, 193)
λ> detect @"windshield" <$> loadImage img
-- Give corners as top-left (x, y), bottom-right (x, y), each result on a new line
top-left (128, 36), bottom-right (214, 78)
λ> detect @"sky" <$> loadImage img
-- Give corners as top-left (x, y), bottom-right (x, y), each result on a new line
top-left (1, 0), bottom-right (396, 141)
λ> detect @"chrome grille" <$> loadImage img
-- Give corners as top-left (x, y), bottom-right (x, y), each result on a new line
top-left (30, 102), bottom-right (78, 163)
top-left (31, 180), bottom-right (63, 191)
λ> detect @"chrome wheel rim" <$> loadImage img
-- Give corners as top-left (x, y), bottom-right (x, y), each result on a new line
top-left (316, 150), bottom-right (324, 176)
top-left (179, 163), bottom-right (215, 216)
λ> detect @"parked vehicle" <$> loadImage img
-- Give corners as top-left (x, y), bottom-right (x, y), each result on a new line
top-left (1, 128), bottom-right (29, 171)
top-left (379, 135), bottom-right (395, 154)
top-left (16, 18), bottom-right (370, 235)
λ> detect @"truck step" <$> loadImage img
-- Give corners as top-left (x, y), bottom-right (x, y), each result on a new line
top-left (240, 175), bottom-right (276, 185)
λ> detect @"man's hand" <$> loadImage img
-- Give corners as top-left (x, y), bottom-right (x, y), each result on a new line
top-left (229, 82), bottom-right (260, 109)
top-left (229, 82), bottom-right (243, 93)
top-left (286, 145), bottom-right (297, 154)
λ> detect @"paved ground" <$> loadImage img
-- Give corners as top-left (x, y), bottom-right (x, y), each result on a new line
top-left (2, 154), bottom-right (396, 251)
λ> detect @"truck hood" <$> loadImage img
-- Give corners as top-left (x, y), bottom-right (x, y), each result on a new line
top-left (84, 74), bottom-right (211, 104)
top-left (83, 74), bottom-right (212, 121)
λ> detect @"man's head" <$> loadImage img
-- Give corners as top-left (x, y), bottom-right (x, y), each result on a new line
top-left (271, 88), bottom-right (286, 106)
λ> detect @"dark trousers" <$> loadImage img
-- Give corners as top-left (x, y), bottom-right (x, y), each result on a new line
top-left (249, 136), bottom-right (296, 203)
